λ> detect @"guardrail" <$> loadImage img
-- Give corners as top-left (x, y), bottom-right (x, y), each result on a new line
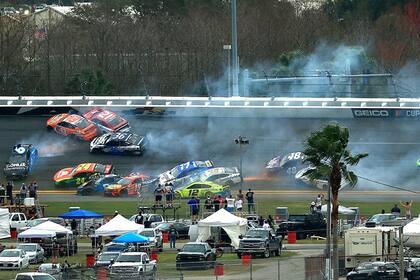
top-left (1, 96), bottom-right (420, 108)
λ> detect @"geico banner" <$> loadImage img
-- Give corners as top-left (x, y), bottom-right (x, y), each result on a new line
top-left (352, 109), bottom-right (420, 118)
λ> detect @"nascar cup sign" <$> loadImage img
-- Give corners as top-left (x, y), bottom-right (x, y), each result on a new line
top-left (352, 109), bottom-right (420, 118)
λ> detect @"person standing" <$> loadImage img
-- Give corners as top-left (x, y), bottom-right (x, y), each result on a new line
top-left (315, 194), bottom-right (323, 211)
top-left (165, 184), bottom-right (174, 208)
top-left (20, 183), bottom-right (27, 199)
top-left (235, 198), bottom-right (243, 217)
top-left (0, 184), bottom-right (5, 205)
top-left (169, 224), bottom-right (178, 249)
top-left (188, 196), bottom-right (199, 224)
top-left (154, 184), bottom-right (163, 207)
top-left (135, 210), bottom-right (144, 225)
top-left (400, 200), bottom-right (414, 219)
top-left (267, 215), bottom-right (274, 229)
top-left (52, 238), bottom-right (59, 263)
top-left (246, 189), bottom-right (254, 214)
top-left (6, 181), bottom-right (13, 205)
top-left (29, 182), bottom-right (35, 199)
top-left (32, 181), bottom-right (38, 200)
top-left (237, 189), bottom-right (244, 201)
top-left (204, 196), bottom-right (213, 212)
top-left (70, 219), bottom-right (78, 235)
top-left (391, 204), bottom-right (401, 216)
top-left (213, 195), bottom-right (220, 211)
top-left (226, 195), bottom-right (235, 213)
top-left (262, 220), bottom-right (271, 230)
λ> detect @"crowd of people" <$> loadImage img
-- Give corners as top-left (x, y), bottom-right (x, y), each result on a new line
top-left (0, 181), bottom-right (39, 205)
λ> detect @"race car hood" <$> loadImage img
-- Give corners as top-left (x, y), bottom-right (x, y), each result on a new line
top-left (54, 167), bottom-right (73, 181)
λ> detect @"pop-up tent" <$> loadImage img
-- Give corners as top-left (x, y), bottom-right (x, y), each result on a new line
top-left (196, 209), bottom-right (247, 249)
top-left (17, 221), bottom-right (72, 239)
top-left (113, 232), bottom-right (149, 243)
top-left (95, 214), bottom-right (143, 237)
top-left (403, 216), bottom-right (420, 248)
top-left (59, 209), bottom-right (103, 219)
top-left (18, 229), bottom-right (56, 239)
top-left (0, 208), bottom-right (10, 239)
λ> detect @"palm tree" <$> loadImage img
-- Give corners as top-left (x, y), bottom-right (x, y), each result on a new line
top-left (303, 123), bottom-right (367, 280)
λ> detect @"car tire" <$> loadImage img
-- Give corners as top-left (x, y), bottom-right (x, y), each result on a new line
top-left (204, 191), bottom-right (212, 198)
top-left (263, 248), bottom-right (270, 258)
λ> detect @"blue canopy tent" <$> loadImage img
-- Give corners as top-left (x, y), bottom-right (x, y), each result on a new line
top-left (113, 232), bottom-right (149, 243)
top-left (59, 209), bottom-right (103, 219)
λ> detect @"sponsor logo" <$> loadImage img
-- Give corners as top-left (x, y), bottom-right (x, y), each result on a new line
top-left (352, 109), bottom-right (391, 118)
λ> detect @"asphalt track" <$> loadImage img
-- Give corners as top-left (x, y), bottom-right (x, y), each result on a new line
top-left (1, 115), bottom-right (420, 202)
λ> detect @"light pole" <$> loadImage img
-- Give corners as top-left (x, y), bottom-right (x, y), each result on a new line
top-left (231, 0), bottom-right (239, 96)
top-left (234, 136), bottom-right (249, 191)
top-left (223, 44), bottom-right (232, 97)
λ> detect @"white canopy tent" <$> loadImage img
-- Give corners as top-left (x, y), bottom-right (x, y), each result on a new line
top-left (196, 209), bottom-right (247, 249)
top-left (403, 216), bottom-right (420, 248)
top-left (95, 214), bottom-right (143, 237)
top-left (31, 221), bottom-right (72, 234)
top-left (18, 229), bottom-right (56, 239)
top-left (0, 208), bottom-right (10, 239)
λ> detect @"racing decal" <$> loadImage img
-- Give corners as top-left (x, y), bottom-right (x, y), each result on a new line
top-left (287, 152), bottom-right (304, 161)
top-left (352, 109), bottom-right (392, 118)
top-left (188, 189), bottom-right (199, 197)
top-left (7, 163), bottom-right (26, 168)
top-left (76, 163), bottom-right (94, 172)
top-left (14, 146), bottom-right (26, 154)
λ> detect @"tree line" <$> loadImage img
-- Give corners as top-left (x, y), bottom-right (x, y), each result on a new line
top-left (0, 0), bottom-right (419, 96)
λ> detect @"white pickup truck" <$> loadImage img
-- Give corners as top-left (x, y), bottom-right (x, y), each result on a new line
top-left (9, 213), bottom-right (27, 230)
top-left (109, 252), bottom-right (157, 279)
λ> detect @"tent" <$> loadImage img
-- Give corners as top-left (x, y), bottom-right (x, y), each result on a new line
top-left (196, 209), bottom-right (247, 249)
top-left (403, 216), bottom-right (420, 248)
top-left (113, 233), bottom-right (149, 243)
top-left (59, 209), bottom-right (103, 219)
top-left (31, 221), bottom-right (72, 234)
top-left (18, 229), bottom-right (56, 239)
top-left (0, 208), bottom-right (10, 239)
top-left (321, 204), bottom-right (355, 215)
top-left (95, 214), bottom-right (143, 237)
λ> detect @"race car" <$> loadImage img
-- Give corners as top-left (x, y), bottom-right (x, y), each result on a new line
top-left (172, 167), bottom-right (241, 189)
top-left (104, 173), bottom-right (149, 197)
top-left (152, 160), bottom-right (215, 186)
top-left (77, 174), bottom-right (122, 196)
top-left (54, 163), bottom-right (114, 188)
top-left (90, 132), bottom-right (147, 155)
top-left (4, 144), bottom-right (38, 179)
top-left (83, 108), bottom-right (129, 133)
top-left (266, 151), bottom-right (352, 190)
top-left (46, 113), bottom-right (98, 141)
top-left (174, 181), bottom-right (230, 199)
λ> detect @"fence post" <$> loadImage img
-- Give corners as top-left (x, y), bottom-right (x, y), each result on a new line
top-left (278, 259), bottom-right (280, 280)
top-left (250, 258), bottom-right (253, 280)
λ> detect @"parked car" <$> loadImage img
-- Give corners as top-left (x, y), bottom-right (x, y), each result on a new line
top-left (15, 272), bottom-right (56, 280)
top-left (276, 212), bottom-right (326, 240)
top-left (138, 228), bottom-right (163, 252)
top-left (0, 249), bottom-right (30, 270)
top-left (346, 261), bottom-right (399, 280)
top-left (18, 217), bottom-right (66, 233)
top-left (102, 242), bottom-right (132, 253)
top-left (365, 214), bottom-right (404, 226)
top-left (16, 243), bottom-right (44, 264)
top-left (129, 214), bottom-right (165, 228)
top-left (9, 212), bottom-right (28, 230)
top-left (155, 222), bottom-right (190, 239)
top-left (237, 228), bottom-right (282, 258)
top-left (37, 263), bottom-right (62, 279)
top-left (109, 252), bottom-right (156, 279)
top-left (176, 242), bottom-right (217, 270)
top-left (95, 251), bottom-right (121, 267)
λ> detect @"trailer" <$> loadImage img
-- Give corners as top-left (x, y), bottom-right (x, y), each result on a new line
top-left (344, 226), bottom-right (398, 271)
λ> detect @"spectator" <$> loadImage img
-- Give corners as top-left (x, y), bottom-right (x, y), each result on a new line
top-left (309, 202), bottom-right (317, 213)
top-left (213, 195), bottom-right (220, 211)
top-left (32, 181), bottom-right (38, 200)
top-left (29, 182), bottom-right (36, 199)
top-left (0, 183), bottom-right (5, 205)
top-left (391, 204), bottom-right (401, 216)
top-left (400, 200), bottom-right (414, 219)
top-left (134, 210), bottom-right (144, 225)
top-left (188, 196), bottom-right (200, 224)
top-left (235, 198), bottom-right (243, 217)
top-left (6, 181), bottom-right (13, 205)
top-left (381, 209), bottom-right (385, 214)
top-left (169, 224), bottom-right (178, 249)
top-left (258, 216), bottom-right (264, 227)
top-left (165, 184), bottom-right (174, 208)
top-left (315, 194), bottom-right (323, 211)
top-left (217, 195), bottom-right (225, 209)
top-left (204, 196), bottom-right (213, 211)
top-left (226, 195), bottom-right (235, 213)
top-left (246, 188), bottom-right (254, 213)
top-left (154, 184), bottom-right (163, 207)
top-left (20, 183), bottom-right (27, 198)
top-left (237, 189), bottom-right (244, 201)
top-left (70, 219), bottom-right (77, 235)
top-left (267, 215), bottom-right (274, 229)
top-left (262, 220), bottom-right (270, 230)
top-left (52, 238), bottom-right (59, 263)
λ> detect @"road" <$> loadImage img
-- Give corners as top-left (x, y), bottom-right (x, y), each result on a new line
top-left (1, 115), bottom-right (420, 202)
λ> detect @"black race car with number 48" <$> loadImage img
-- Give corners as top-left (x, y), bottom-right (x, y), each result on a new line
top-left (90, 132), bottom-right (147, 155)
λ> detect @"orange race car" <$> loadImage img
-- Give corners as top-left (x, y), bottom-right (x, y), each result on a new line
top-left (103, 173), bottom-right (149, 197)
top-left (46, 113), bottom-right (98, 141)
top-left (83, 108), bottom-right (129, 133)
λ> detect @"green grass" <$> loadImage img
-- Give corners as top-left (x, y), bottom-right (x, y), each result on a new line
top-left (43, 200), bottom-right (415, 219)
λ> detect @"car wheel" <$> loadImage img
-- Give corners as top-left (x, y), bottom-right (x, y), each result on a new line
top-left (204, 191), bottom-right (213, 198)
top-left (263, 248), bottom-right (270, 258)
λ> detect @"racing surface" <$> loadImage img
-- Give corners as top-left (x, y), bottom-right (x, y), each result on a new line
top-left (0, 115), bottom-right (419, 198)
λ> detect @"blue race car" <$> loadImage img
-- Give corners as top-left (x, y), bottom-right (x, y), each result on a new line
top-left (4, 144), bottom-right (38, 179)
top-left (77, 174), bottom-right (122, 196)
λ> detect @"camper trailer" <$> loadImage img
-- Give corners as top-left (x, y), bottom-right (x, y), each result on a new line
top-left (344, 226), bottom-right (398, 271)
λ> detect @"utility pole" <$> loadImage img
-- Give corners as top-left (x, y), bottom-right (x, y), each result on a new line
top-left (231, 0), bottom-right (239, 96)
top-left (234, 136), bottom-right (249, 191)
top-left (326, 184), bottom-right (332, 280)
top-left (399, 226), bottom-right (404, 280)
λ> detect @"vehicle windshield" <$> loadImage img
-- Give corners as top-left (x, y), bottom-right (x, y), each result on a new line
top-left (104, 244), bottom-right (126, 252)
top-left (0, 250), bottom-right (20, 257)
top-left (245, 230), bottom-right (269, 238)
top-left (156, 223), bottom-right (170, 231)
top-left (117, 178), bottom-right (132, 185)
top-left (99, 253), bottom-right (119, 261)
top-left (368, 215), bottom-right (393, 223)
top-left (75, 118), bottom-right (91, 129)
top-left (116, 254), bottom-right (142, 262)
top-left (182, 244), bottom-right (206, 253)
top-left (139, 231), bottom-right (154, 237)
top-left (17, 244), bottom-right (36, 252)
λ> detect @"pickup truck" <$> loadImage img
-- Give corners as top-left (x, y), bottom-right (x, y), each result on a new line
top-left (109, 252), bottom-right (157, 279)
top-left (129, 213), bottom-right (165, 228)
top-left (9, 212), bottom-right (28, 230)
top-left (237, 228), bottom-right (282, 258)
top-left (276, 212), bottom-right (326, 240)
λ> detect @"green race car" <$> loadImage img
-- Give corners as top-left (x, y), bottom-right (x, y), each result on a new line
top-left (174, 181), bottom-right (230, 199)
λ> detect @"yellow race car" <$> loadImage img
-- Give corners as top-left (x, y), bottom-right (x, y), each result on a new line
top-left (174, 181), bottom-right (230, 199)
